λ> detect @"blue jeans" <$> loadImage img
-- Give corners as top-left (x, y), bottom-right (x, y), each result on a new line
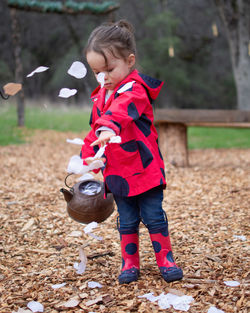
top-left (114, 186), bottom-right (168, 233)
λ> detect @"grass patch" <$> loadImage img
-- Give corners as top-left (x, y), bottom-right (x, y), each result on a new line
top-left (188, 126), bottom-right (250, 149)
top-left (0, 104), bottom-right (91, 146)
top-left (1, 104), bottom-right (250, 148)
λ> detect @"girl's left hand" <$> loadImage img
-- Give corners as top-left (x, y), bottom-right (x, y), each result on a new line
top-left (90, 131), bottom-right (115, 147)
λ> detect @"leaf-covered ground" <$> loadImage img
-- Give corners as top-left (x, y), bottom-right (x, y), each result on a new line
top-left (0, 130), bottom-right (249, 313)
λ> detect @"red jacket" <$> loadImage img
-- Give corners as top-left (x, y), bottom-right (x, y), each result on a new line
top-left (81, 69), bottom-right (166, 197)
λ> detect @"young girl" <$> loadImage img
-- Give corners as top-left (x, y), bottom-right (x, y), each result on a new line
top-left (81, 20), bottom-right (183, 284)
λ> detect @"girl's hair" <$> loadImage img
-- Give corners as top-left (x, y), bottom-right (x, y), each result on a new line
top-left (85, 19), bottom-right (137, 65)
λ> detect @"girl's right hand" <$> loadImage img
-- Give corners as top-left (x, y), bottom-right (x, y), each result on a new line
top-left (90, 130), bottom-right (115, 147)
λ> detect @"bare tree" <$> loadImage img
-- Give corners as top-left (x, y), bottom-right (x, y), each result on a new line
top-left (214, 0), bottom-right (250, 110)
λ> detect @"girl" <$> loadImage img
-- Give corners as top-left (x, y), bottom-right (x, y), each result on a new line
top-left (81, 19), bottom-right (183, 284)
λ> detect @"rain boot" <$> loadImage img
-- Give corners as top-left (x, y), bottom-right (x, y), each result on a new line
top-left (118, 230), bottom-right (140, 284)
top-left (149, 227), bottom-right (183, 282)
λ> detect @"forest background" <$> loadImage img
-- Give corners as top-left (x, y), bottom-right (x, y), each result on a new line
top-left (0, 0), bottom-right (249, 110)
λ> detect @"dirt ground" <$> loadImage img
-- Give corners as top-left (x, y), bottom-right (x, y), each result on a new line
top-left (0, 130), bottom-right (249, 313)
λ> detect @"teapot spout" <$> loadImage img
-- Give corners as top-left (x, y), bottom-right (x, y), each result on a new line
top-left (60, 188), bottom-right (73, 203)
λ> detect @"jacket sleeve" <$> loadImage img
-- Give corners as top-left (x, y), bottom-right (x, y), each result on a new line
top-left (80, 129), bottom-right (98, 160)
top-left (93, 83), bottom-right (150, 135)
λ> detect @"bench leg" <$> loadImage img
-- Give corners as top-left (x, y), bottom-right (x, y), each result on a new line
top-left (158, 123), bottom-right (189, 167)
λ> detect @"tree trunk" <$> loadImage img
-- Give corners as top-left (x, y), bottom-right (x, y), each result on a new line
top-left (215, 0), bottom-right (250, 110)
top-left (158, 123), bottom-right (189, 167)
top-left (10, 8), bottom-right (25, 126)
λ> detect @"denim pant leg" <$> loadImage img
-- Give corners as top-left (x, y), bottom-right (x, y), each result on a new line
top-left (138, 187), bottom-right (168, 232)
top-left (114, 195), bottom-right (141, 233)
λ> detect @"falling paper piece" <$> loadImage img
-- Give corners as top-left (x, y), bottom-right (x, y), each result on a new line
top-left (224, 280), bottom-right (240, 287)
top-left (84, 222), bottom-right (98, 234)
top-left (117, 81), bottom-right (135, 94)
top-left (207, 307), bottom-right (225, 313)
top-left (27, 301), bottom-right (44, 312)
top-left (67, 138), bottom-right (84, 145)
top-left (88, 159), bottom-right (104, 171)
top-left (67, 61), bottom-right (87, 79)
top-left (58, 88), bottom-right (77, 98)
top-left (52, 283), bottom-right (66, 289)
top-left (233, 235), bottom-right (246, 241)
top-left (3, 83), bottom-right (22, 96)
top-left (27, 66), bottom-right (49, 77)
top-left (88, 281), bottom-right (103, 288)
top-left (97, 72), bottom-right (105, 87)
top-left (78, 173), bottom-right (94, 182)
top-left (67, 155), bottom-right (89, 174)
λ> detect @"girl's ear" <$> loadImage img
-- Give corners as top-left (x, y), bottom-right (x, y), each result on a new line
top-left (127, 54), bottom-right (136, 68)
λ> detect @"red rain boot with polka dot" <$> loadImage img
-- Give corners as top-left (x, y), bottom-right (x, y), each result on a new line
top-left (118, 231), bottom-right (140, 284)
top-left (149, 227), bottom-right (183, 282)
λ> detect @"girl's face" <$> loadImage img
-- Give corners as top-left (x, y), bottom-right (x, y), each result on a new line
top-left (87, 49), bottom-right (135, 95)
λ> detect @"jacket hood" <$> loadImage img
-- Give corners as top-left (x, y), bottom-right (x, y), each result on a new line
top-left (91, 69), bottom-right (163, 101)
top-left (127, 69), bottom-right (164, 100)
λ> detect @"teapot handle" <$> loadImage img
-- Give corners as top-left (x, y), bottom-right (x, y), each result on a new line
top-left (64, 173), bottom-right (74, 191)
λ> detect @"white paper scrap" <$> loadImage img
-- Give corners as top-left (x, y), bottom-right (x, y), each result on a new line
top-left (67, 155), bottom-right (89, 174)
top-left (68, 230), bottom-right (82, 237)
top-left (88, 159), bottom-right (104, 171)
top-left (26, 66), bottom-right (49, 77)
top-left (84, 222), bottom-right (98, 234)
top-left (78, 173), bottom-right (94, 182)
top-left (52, 283), bottom-right (66, 289)
top-left (67, 61), bottom-right (87, 79)
top-left (27, 301), bottom-right (44, 312)
top-left (224, 280), bottom-right (240, 287)
top-left (58, 88), bottom-right (77, 98)
top-left (97, 72), bottom-right (105, 87)
top-left (138, 292), bottom-right (194, 312)
top-left (67, 138), bottom-right (84, 145)
top-left (117, 81), bottom-right (135, 93)
top-left (207, 306), bottom-right (225, 313)
top-left (109, 135), bottom-right (121, 143)
top-left (88, 281), bottom-right (103, 288)
top-left (138, 292), bottom-right (159, 303)
top-left (233, 235), bottom-right (246, 241)
top-left (62, 298), bottom-right (80, 308)
top-left (88, 232), bottom-right (103, 241)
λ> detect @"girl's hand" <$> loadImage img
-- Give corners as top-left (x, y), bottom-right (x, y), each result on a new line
top-left (90, 131), bottom-right (115, 147)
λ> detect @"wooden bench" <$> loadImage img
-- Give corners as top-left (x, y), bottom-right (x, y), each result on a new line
top-left (154, 109), bottom-right (250, 167)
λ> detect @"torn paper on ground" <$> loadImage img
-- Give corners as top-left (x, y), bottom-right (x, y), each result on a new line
top-left (52, 283), bottom-right (66, 289)
top-left (67, 138), bottom-right (84, 145)
top-left (88, 281), bottom-right (103, 288)
top-left (27, 301), bottom-right (44, 312)
top-left (224, 280), bottom-right (240, 287)
top-left (67, 61), bottom-right (87, 79)
top-left (207, 306), bottom-right (225, 313)
top-left (27, 66), bottom-right (49, 77)
top-left (138, 292), bottom-right (194, 312)
top-left (58, 88), bottom-right (77, 98)
top-left (233, 235), bottom-right (246, 241)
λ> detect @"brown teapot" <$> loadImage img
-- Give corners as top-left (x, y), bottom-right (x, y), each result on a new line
top-left (60, 175), bottom-right (114, 224)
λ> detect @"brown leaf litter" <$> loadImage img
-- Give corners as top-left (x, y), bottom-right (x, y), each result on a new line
top-left (0, 130), bottom-right (249, 313)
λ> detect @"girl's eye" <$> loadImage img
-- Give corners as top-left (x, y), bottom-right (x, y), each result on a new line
top-left (108, 68), bottom-right (114, 73)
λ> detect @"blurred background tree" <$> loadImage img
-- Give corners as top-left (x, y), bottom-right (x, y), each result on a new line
top-left (1, 0), bottom-right (249, 111)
